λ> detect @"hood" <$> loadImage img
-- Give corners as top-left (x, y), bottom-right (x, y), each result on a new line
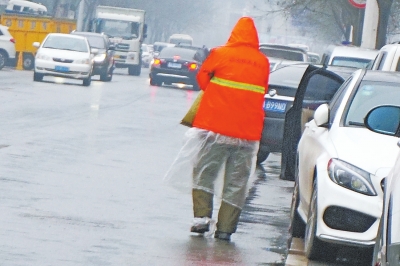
top-left (38, 48), bottom-right (90, 59)
top-left (331, 127), bottom-right (399, 176)
top-left (226, 17), bottom-right (259, 49)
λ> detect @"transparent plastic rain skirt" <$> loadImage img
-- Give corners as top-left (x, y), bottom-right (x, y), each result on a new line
top-left (164, 128), bottom-right (259, 208)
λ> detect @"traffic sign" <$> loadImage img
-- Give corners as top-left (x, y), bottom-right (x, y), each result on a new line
top-left (349, 0), bottom-right (366, 8)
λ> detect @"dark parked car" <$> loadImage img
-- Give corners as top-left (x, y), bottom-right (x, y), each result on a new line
top-left (71, 31), bottom-right (115, 81)
top-left (149, 45), bottom-right (208, 90)
top-left (257, 64), bottom-right (355, 176)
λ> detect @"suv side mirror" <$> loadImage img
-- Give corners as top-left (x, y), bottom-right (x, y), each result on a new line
top-left (365, 105), bottom-right (400, 136)
top-left (314, 103), bottom-right (329, 127)
top-left (33, 42), bottom-right (40, 48)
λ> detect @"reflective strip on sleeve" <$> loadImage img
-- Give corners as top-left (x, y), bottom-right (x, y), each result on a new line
top-left (210, 76), bottom-right (265, 94)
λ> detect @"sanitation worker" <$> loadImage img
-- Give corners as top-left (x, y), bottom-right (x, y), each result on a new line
top-left (189, 17), bottom-right (270, 241)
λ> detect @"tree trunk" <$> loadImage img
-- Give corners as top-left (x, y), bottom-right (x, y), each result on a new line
top-left (376, 0), bottom-right (394, 48)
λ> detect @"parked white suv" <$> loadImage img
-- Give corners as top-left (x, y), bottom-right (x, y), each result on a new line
top-left (0, 24), bottom-right (16, 70)
top-left (371, 43), bottom-right (400, 71)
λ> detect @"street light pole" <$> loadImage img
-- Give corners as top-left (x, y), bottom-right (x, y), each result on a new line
top-left (361, 0), bottom-right (379, 49)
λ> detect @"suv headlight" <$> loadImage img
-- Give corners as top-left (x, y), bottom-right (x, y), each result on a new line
top-left (36, 53), bottom-right (51, 60)
top-left (328, 158), bottom-right (376, 196)
top-left (75, 58), bottom-right (90, 64)
top-left (94, 53), bottom-right (106, 63)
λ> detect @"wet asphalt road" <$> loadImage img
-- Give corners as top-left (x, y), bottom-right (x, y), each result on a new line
top-left (0, 67), bottom-right (375, 265)
top-left (0, 68), bottom-right (293, 265)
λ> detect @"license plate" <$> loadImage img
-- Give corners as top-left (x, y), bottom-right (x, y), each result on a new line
top-left (168, 62), bottom-right (181, 69)
top-left (264, 99), bottom-right (287, 113)
top-left (55, 66), bottom-right (69, 72)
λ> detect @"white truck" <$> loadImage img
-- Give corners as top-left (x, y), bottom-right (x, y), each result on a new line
top-left (371, 43), bottom-right (400, 71)
top-left (91, 6), bottom-right (147, 76)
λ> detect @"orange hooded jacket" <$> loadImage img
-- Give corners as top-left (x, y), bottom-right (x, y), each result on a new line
top-left (193, 17), bottom-right (270, 141)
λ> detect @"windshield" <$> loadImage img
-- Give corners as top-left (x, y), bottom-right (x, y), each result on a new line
top-left (331, 57), bottom-right (372, 68)
top-left (345, 81), bottom-right (400, 127)
top-left (43, 35), bottom-right (88, 52)
top-left (84, 36), bottom-right (106, 49)
top-left (99, 19), bottom-right (139, 39)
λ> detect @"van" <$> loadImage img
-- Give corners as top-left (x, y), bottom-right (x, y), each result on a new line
top-left (321, 45), bottom-right (378, 69)
top-left (5, 0), bottom-right (47, 16)
top-left (168, 34), bottom-right (193, 46)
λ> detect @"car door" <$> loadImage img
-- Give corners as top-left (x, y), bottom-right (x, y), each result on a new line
top-left (280, 65), bottom-right (346, 181)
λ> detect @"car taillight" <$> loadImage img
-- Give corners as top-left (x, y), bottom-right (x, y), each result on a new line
top-left (153, 59), bottom-right (161, 66)
top-left (10, 38), bottom-right (15, 43)
top-left (188, 63), bottom-right (197, 71)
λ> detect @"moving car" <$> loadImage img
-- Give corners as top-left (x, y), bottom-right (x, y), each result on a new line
top-left (0, 24), bottom-right (16, 70)
top-left (260, 43), bottom-right (308, 62)
top-left (321, 45), bottom-right (378, 69)
top-left (257, 64), bottom-right (354, 165)
top-left (152, 42), bottom-right (175, 57)
top-left (149, 45), bottom-right (208, 90)
top-left (141, 43), bottom-right (153, 68)
top-left (368, 105), bottom-right (400, 266)
top-left (289, 70), bottom-right (400, 262)
top-left (71, 31), bottom-right (115, 81)
top-left (33, 33), bottom-right (96, 86)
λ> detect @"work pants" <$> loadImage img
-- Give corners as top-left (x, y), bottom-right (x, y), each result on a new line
top-left (192, 138), bottom-right (256, 233)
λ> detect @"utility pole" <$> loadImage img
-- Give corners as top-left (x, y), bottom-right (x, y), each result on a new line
top-left (361, 0), bottom-right (379, 49)
top-left (77, 0), bottom-right (85, 31)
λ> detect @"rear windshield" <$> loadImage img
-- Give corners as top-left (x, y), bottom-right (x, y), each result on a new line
top-left (331, 57), bottom-right (372, 69)
top-left (159, 47), bottom-right (198, 61)
top-left (260, 48), bottom-right (305, 61)
top-left (268, 65), bottom-right (308, 97)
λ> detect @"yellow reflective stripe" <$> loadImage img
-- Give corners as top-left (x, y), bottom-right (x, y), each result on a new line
top-left (210, 77), bottom-right (265, 94)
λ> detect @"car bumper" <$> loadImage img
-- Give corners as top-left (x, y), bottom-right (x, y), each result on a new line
top-left (35, 59), bottom-right (91, 79)
top-left (150, 68), bottom-right (197, 85)
top-left (314, 167), bottom-right (383, 248)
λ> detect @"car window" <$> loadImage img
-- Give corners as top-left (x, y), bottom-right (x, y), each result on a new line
top-left (331, 57), bottom-right (372, 68)
top-left (159, 47), bottom-right (197, 61)
top-left (269, 65), bottom-right (308, 89)
top-left (260, 48), bottom-right (305, 61)
top-left (329, 76), bottom-right (354, 123)
top-left (345, 81), bottom-right (400, 127)
top-left (303, 73), bottom-right (343, 105)
top-left (43, 35), bottom-right (88, 53)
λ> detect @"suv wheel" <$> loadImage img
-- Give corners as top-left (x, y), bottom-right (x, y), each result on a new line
top-left (0, 51), bottom-right (8, 70)
top-left (100, 69), bottom-right (112, 82)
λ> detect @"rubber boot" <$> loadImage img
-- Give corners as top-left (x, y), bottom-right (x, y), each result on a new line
top-left (192, 189), bottom-right (213, 218)
top-left (216, 200), bottom-right (242, 234)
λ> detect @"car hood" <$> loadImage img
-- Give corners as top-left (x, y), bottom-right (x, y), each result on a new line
top-left (331, 127), bottom-right (399, 176)
top-left (38, 48), bottom-right (90, 59)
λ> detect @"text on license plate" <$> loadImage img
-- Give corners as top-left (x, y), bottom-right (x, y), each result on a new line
top-left (264, 99), bottom-right (287, 113)
top-left (168, 62), bottom-right (181, 69)
top-left (55, 66), bottom-right (69, 72)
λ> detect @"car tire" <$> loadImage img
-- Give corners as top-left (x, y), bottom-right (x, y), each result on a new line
top-left (82, 76), bottom-right (91, 86)
top-left (128, 65), bottom-right (141, 76)
top-left (256, 149), bottom-right (269, 165)
top-left (33, 72), bottom-right (43, 82)
top-left (0, 50), bottom-right (8, 70)
top-left (192, 83), bottom-right (200, 91)
top-left (304, 178), bottom-right (336, 261)
top-left (23, 53), bottom-right (35, 70)
top-left (100, 69), bottom-right (112, 82)
top-left (289, 181), bottom-right (306, 238)
top-left (150, 78), bottom-right (162, 86)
